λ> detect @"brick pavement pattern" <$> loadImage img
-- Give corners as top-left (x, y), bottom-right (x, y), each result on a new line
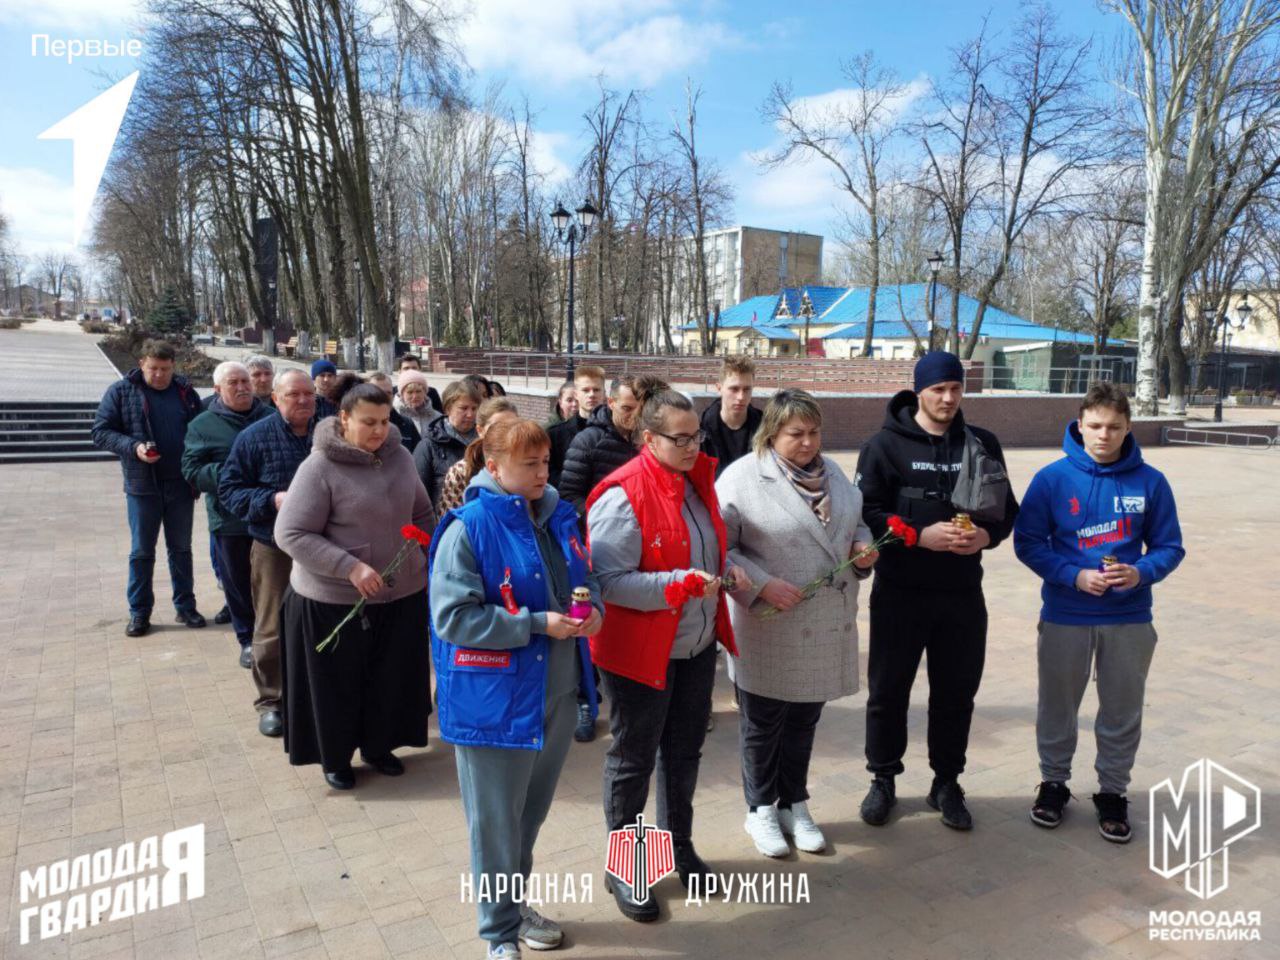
top-left (1, 429), bottom-right (1278, 956)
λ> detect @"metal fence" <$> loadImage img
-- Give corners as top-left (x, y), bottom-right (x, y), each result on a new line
top-left (1162, 427), bottom-right (1277, 449)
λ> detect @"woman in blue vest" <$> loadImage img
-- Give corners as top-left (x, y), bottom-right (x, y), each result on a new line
top-left (429, 418), bottom-right (603, 960)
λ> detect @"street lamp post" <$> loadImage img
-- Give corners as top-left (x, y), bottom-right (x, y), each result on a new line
top-left (926, 249), bottom-right (944, 353)
top-left (354, 257), bottom-right (365, 372)
top-left (1214, 293), bottom-right (1251, 423)
top-left (550, 199), bottom-right (598, 377)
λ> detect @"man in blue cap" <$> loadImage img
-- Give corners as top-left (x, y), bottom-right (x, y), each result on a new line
top-left (310, 359), bottom-right (339, 420)
top-left (853, 351), bottom-right (1019, 831)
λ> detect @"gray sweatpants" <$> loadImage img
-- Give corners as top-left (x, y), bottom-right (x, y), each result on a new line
top-left (1036, 621), bottom-right (1158, 795)
top-left (455, 690), bottom-right (578, 945)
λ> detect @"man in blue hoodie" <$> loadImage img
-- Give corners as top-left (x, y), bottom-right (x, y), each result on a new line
top-left (1014, 382), bottom-right (1184, 844)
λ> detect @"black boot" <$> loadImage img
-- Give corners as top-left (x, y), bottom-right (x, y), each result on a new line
top-left (859, 775), bottom-right (896, 826)
top-left (927, 776), bottom-right (973, 831)
top-left (605, 874), bottom-right (659, 922)
top-left (673, 841), bottom-right (712, 890)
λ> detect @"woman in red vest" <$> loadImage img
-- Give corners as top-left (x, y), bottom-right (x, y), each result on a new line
top-left (586, 389), bottom-right (752, 922)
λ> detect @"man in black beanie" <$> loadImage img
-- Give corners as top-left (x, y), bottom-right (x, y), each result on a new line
top-left (853, 351), bottom-right (1019, 830)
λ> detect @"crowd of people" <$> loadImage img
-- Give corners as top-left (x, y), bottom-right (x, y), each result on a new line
top-left (91, 343), bottom-right (1184, 959)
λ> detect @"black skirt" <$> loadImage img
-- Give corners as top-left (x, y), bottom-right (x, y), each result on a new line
top-left (280, 586), bottom-right (431, 772)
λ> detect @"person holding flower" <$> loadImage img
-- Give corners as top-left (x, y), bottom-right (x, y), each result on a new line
top-left (585, 389), bottom-right (752, 922)
top-left (429, 419), bottom-right (603, 960)
top-left (275, 374), bottom-right (435, 790)
top-left (715, 389), bottom-right (877, 858)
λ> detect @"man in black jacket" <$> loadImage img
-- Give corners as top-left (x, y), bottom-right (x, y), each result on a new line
top-left (700, 355), bottom-right (763, 479)
top-left (547, 364), bottom-right (606, 489)
top-left (559, 374), bottom-right (666, 513)
top-left (854, 352), bottom-right (1019, 832)
top-left (92, 340), bottom-right (207, 637)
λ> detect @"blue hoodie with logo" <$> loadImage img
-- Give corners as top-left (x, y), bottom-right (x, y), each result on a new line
top-left (1014, 422), bottom-right (1184, 625)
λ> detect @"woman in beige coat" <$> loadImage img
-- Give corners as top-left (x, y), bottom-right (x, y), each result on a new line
top-left (716, 389), bottom-right (877, 857)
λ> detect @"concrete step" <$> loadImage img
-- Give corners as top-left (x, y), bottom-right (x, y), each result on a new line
top-left (0, 408), bottom-right (96, 422)
top-left (0, 449), bottom-right (116, 465)
top-left (0, 428), bottom-right (95, 442)
top-left (0, 420), bottom-right (97, 432)
top-left (0, 438), bottom-right (103, 455)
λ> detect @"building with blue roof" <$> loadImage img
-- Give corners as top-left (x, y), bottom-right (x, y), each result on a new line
top-left (677, 282), bottom-right (1135, 391)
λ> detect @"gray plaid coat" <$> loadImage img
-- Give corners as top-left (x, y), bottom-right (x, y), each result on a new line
top-left (717, 451), bottom-right (872, 702)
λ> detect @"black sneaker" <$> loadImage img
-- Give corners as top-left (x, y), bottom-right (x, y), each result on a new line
top-left (175, 609), bottom-right (207, 628)
top-left (859, 776), bottom-right (896, 826)
top-left (927, 777), bottom-right (973, 831)
top-left (573, 702), bottom-right (596, 742)
top-left (1031, 781), bottom-right (1072, 828)
top-left (125, 615), bottom-right (151, 637)
top-left (1092, 792), bottom-right (1132, 844)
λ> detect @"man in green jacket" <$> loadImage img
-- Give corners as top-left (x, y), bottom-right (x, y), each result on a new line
top-left (182, 362), bottom-right (274, 667)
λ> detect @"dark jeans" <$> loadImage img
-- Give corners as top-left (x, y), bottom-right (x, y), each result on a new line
top-left (213, 534), bottom-right (254, 645)
top-left (209, 534), bottom-right (222, 587)
top-left (864, 582), bottom-right (987, 781)
top-left (738, 688), bottom-right (825, 808)
top-left (601, 643), bottom-right (717, 844)
top-left (126, 481), bottom-right (196, 617)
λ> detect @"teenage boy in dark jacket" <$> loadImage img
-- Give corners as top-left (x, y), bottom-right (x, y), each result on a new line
top-left (700, 355), bottom-right (763, 479)
top-left (92, 339), bottom-right (206, 637)
top-left (854, 351), bottom-right (1019, 831)
top-left (1015, 382), bottom-right (1183, 844)
top-left (559, 375), bottom-right (667, 514)
top-left (547, 364), bottom-right (606, 489)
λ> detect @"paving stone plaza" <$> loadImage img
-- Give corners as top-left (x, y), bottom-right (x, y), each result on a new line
top-left (0, 322), bottom-right (1276, 959)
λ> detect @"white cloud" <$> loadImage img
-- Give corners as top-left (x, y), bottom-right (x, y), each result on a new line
top-left (733, 75), bottom-right (932, 239)
top-left (0, 167), bottom-right (78, 254)
top-left (0, 0), bottom-right (142, 30)
top-left (777, 75), bottom-right (930, 135)
top-left (732, 149), bottom-right (849, 235)
top-left (455, 0), bottom-right (737, 87)
top-left (528, 128), bottom-right (573, 186)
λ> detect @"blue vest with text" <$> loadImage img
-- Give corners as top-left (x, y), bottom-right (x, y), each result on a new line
top-left (429, 487), bottom-right (594, 750)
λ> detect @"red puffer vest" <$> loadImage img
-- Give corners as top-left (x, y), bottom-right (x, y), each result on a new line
top-left (585, 447), bottom-right (736, 690)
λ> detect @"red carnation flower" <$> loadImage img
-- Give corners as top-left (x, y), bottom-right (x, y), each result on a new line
top-left (401, 524), bottom-right (431, 546)
top-left (683, 572), bottom-right (708, 598)
top-left (664, 581), bottom-right (687, 608)
top-left (903, 526), bottom-right (918, 548)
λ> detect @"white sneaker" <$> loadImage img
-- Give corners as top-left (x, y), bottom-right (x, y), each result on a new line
top-left (487, 943), bottom-right (521, 959)
top-left (744, 805), bottom-right (790, 858)
top-left (777, 801), bottom-right (826, 853)
top-left (518, 903), bottom-right (562, 951)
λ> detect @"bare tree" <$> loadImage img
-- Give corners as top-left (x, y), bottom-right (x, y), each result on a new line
top-left (1068, 173), bottom-right (1143, 356)
top-left (1108, 0), bottom-right (1280, 413)
top-left (671, 80), bottom-right (733, 354)
top-left (960, 8), bottom-right (1102, 358)
top-left (917, 23), bottom-right (1000, 353)
top-left (761, 51), bottom-right (904, 356)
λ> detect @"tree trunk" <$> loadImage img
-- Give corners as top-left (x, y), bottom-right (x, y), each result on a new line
top-left (862, 231), bottom-right (879, 358)
top-left (1135, 156), bottom-right (1163, 416)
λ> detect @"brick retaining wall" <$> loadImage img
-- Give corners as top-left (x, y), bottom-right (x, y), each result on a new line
top-left (503, 385), bottom-right (1182, 449)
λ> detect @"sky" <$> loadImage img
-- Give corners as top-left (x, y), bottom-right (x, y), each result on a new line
top-left (0, 0), bottom-right (1127, 263)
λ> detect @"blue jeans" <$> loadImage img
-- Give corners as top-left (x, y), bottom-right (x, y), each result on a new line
top-left (126, 480), bottom-right (196, 617)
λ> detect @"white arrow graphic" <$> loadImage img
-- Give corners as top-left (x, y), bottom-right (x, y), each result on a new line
top-left (38, 71), bottom-right (140, 246)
